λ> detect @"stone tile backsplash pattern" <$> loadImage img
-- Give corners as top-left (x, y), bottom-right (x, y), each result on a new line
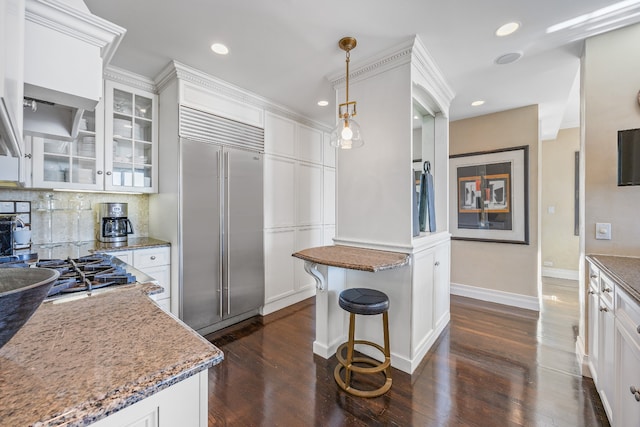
top-left (0, 189), bottom-right (149, 244)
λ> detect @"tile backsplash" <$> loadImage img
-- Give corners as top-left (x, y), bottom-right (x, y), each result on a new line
top-left (0, 189), bottom-right (149, 244)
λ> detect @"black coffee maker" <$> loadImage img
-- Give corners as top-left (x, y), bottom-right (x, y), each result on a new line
top-left (97, 203), bottom-right (134, 244)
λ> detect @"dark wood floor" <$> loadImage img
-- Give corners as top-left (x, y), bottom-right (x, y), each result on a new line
top-left (205, 278), bottom-right (609, 426)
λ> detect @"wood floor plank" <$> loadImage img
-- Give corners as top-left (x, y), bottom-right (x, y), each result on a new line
top-left (205, 280), bottom-right (609, 426)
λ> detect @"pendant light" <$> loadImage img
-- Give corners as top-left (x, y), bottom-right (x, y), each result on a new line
top-left (330, 37), bottom-right (364, 149)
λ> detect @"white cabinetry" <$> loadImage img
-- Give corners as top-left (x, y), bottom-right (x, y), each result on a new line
top-left (91, 369), bottom-right (207, 427)
top-left (262, 112), bottom-right (332, 314)
top-left (615, 287), bottom-right (640, 427)
top-left (587, 261), bottom-right (615, 421)
top-left (102, 246), bottom-right (171, 312)
top-left (28, 78), bottom-right (158, 193)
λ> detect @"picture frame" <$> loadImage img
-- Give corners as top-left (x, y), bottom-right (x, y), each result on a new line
top-left (449, 146), bottom-right (529, 244)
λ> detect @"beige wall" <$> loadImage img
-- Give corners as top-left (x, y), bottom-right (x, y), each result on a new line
top-left (449, 105), bottom-right (539, 297)
top-left (584, 23), bottom-right (640, 256)
top-left (542, 127), bottom-right (580, 271)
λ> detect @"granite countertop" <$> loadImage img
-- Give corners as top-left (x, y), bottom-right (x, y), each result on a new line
top-left (292, 245), bottom-right (410, 272)
top-left (587, 254), bottom-right (640, 302)
top-left (0, 286), bottom-right (223, 426)
top-left (91, 237), bottom-right (170, 252)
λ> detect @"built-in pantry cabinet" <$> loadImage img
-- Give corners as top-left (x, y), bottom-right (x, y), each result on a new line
top-left (262, 111), bottom-right (335, 315)
top-left (586, 258), bottom-right (640, 425)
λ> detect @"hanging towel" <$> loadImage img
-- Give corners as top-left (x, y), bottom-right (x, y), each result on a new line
top-left (419, 161), bottom-right (436, 232)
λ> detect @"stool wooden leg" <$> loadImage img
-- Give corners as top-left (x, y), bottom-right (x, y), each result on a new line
top-left (382, 311), bottom-right (391, 380)
top-left (344, 312), bottom-right (356, 389)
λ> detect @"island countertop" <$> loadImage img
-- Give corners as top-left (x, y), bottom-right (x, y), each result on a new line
top-left (587, 254), bottom-right (640, 303)
top-left (0, 286), bottom-right (223, 427)
top-left (293, 245), bottom-right (410, 272)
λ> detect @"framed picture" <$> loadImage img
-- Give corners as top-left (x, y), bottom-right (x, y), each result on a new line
top-left (449, 146), bottom-right (529, 244)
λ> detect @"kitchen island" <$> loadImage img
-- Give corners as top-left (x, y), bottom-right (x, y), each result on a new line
top-left (0, 284), bottom-right (222, 426)
top-left (294, 241), bottom-right (450, 375)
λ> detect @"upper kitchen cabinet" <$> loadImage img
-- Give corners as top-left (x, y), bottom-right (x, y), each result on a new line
top-left (0, 0), bottom-right (25, 185)
top-left (103, 80), bottom-right (158, 192)
top-left (23, 0), bottom-right (125, 113)
top-left (265, 112), bottom-right (296, 158)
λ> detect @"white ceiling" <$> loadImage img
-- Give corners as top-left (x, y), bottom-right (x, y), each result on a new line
top-left (84, 0), bottom-right (640, 140)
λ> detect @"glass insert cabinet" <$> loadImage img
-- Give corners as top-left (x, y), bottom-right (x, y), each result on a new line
top-left (29, 81), bottom-right (158, 193)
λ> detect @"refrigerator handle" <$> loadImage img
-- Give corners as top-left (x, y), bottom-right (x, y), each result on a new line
top-left (224, 149), bottom-right (231, 316)
top-left (218, 149), bottom-right (224, 318)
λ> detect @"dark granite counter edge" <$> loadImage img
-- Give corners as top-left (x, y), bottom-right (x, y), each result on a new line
top-left (70, 354), bottom-right (223, 427)
top-left (586, 255), bottom-right (640, 303)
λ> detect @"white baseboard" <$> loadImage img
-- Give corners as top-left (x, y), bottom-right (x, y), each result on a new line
top-left (542, 267), bottom-right (579, 280)
top-left (576, 336), bottom-right (590, 377)
top-left (261, 287), bottom-right (316, 316)
top-left (451, 282), bottom-right (540, 311)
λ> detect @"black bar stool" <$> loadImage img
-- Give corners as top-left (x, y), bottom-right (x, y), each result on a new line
top-left (334, 288), bottom-right (392, 397)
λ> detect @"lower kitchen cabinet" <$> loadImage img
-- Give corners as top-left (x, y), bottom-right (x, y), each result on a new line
top-left (587, 257), bottom-right (640, 425)
top-left (90, 370), bottom-right (207, 427)
top-left (101, 246), bottom-right (171, 312)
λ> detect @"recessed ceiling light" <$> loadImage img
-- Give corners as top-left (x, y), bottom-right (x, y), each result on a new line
top-left (210, 43), bottom-right (229, 55)
top-left (317, 100), bottom-right (329, 107)
top-left (495, 52), bottom-right (523, 65)
top-left (495, 22), bottom-right (521, 37)
top-left (471, 100), bottom-right (485, 107)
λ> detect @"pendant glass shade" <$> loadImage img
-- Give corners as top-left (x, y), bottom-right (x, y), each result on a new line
top-left (330, 116), bottom-right (364, 149)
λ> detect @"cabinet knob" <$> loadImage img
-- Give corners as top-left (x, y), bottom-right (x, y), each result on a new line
top-left (631, 386), bottom-right (640, 402)
top-left (588, 290), bottom-right (596, 295)
top-left (590, 274), bottom-right (598, 279)
top-left (150, 256), bottom-right (156, 260)
top-left (434, 261), bottom-right (440, 267)
top-left (599, 306), bottom-right (608, 312)
top-left (106, 171), bottom-right (112, 176)
top-left (24, 153), bottom-right (32, 159)
top-left (97, 170), bottom-right (103, 175)
top-left (602, 287), bottom-right (612, 293)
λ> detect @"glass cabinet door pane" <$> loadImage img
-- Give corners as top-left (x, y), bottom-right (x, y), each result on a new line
top-left (113, 138), bottom-right (133, 164)
top-left (135, 95), bottom-right (152, 119)
top-left (43, 155), bottom-right (69, 183)
top-left (134, 118), bottom-right (152, 142)
top-left (113, 89), bottom-right (133, 115)
top-left (44, 139), bottom-right (70, 155)
top-left (134, 142), bottom-right (152, 165)
top-left (74, 136), bottom-right (96, 158)
top-left (72, 159), bottom-right (96, 185)
top-left (113, 114), bottom-right (133, 139)
top-left (81, 110), bottom-right (96, 133)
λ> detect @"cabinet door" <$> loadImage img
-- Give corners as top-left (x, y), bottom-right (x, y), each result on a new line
top-left (433, 241), bottom-right (450, 326)
top-left (104, 80), bottom-right (158, 193)
top-left (616, 322), bottom-right (640, 427)
top-left (29, 105), bottom-right (104, 191)
top-left (296, 162), bottom-right (323, 226)
top-left (323, 132), bottom-right (336, 168)
top-left (264, 155), bottom-right (295, 228)
top-left (264, 112), bottom-right (295, 158)
top-left (588, 288), bottom-right (600, 384)
top-left (323, 166), bottom-right (335, 225)
top-left (599, 303), bottom-right (615, 421)
top-left (297, 124), bottom-right (323, 164)
top-left (412, 248), bottom-right (435, 353)
top-left (140, 265), bottom-right (171, 301)
top-left (264, 229), bottom-right (296, 303)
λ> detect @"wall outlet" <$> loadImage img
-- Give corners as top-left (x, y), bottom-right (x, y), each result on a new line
top-left (595, 223), bottom-right (612, 240)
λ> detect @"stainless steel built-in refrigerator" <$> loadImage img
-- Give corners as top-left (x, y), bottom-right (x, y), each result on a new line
top-left (179, 110), bottom-right (264, 335)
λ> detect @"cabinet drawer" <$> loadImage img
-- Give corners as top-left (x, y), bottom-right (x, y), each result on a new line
top-left (617, 286), bottom-right (640, 339)
top-left (588, 262), bottom-right (600, 290)
top-left (133, 247), bottom-right (170, 268)
top-left (600, 273), bottom-right (615, 309)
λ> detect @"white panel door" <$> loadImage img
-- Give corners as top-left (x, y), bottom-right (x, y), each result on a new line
top-left (323, 166), bottom-right (336, 225)
top-left (433, 241), bottom-right (450, 326)
top-left (264, 155), bottom-right (296, 228)
top-left (296, 162), bottom-right (323, 226)
top-left (264, 228), bottom-right (296, 303)
top-left (297, 124), bottom-right (323, 164)
top-left (411, 249), bottom-right (435, 355)
top-left (294, 226), bottom-right (323, 291)
top-left (264, 112), bottom-right (296, 157)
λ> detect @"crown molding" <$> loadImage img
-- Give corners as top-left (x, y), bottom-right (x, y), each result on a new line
top-left (104, 66), bottom-right (157, 93)
top-left (155, 60), bottom-right (331, 131)
top-left (25, 0), bottom-right (126, 66)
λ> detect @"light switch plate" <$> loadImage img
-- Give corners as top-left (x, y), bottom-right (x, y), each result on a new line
top-left (595, 222), bottom-right (612, 240)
